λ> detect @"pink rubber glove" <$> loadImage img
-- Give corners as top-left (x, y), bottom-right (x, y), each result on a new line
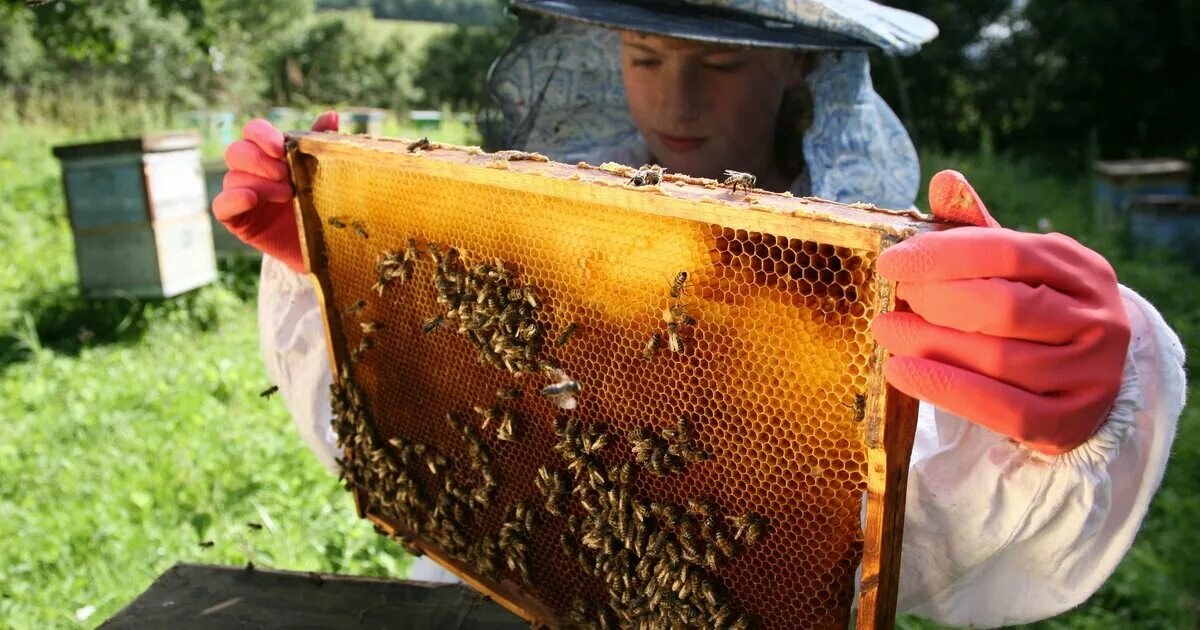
top-left (871, 171), bottom-right (1131, 455)
top-left (212, 112), bottom-right (339, 272)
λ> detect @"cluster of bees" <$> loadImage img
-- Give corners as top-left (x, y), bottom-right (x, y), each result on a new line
top-left (629, 415), bottom-right (710, 476)
top-left (329, 363), bottom-right (512, 578)
top-left (474, 403), bottom-right (522, 443)
top-left (644, 271), bottom-right (697, 360)
top-left (371, 239), bottom-right (419, 296)
top-left (628, 164), bottom-right (665, 187)
top-left (425, 242), bottom-right (558, 378)
top-left (323, 214), bottom-right (788, 627)
top-left (543, 416), bottom-right (762, 629)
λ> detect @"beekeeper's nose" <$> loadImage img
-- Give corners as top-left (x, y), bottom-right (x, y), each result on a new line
top-left (660, 62), bottom-right (704, 124)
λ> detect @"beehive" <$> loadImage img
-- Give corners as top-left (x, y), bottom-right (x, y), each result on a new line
top-left (286, 132), bottom-right (938, 629)
top-left (52, 132), bottom-right (217, 298)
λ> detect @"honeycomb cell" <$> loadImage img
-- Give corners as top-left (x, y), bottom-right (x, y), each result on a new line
top-left (289, 134), bottom-right (930, 630)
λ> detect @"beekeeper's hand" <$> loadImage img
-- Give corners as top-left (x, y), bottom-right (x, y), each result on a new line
top-left (871, 170), bottom-right (1131, 455)
top-left (212, 111), bottom-right (339, 272)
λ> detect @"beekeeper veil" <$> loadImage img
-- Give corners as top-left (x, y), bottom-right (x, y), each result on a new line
top-left (480, 0), bottom-right (937, 209)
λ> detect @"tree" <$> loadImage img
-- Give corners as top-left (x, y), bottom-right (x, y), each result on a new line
top-left (869, 0), bottom-right (1011, 151)
top-left (411, 20), bottom-right (515, 112)
top-left (266, 10), bottom-right (409, 110)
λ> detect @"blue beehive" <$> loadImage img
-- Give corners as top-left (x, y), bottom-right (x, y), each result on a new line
top-left (1093, 158), bottom-right (1192, 231)
top-left (52, 132), bottom-right (217, 298)
top-left (1129, 195), bottom-right (1200, 268)
top-left (342, 107), bottom-right (388, 136)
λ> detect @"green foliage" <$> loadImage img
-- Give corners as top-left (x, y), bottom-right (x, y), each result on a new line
top-left (318, 0), bottom-right (503, 25)
top-left (982, 1), bottom-right (1200, 166)
top-left (412, 20), bottom-right (516, 111)
top-left (870, 0), bottom-right (1011, 150)
top-left (2, 0), bottom-right (318, 114)
top-left (876, 0), bottom-right (1200, 169)
top-left (265, 9), bottom-right (410, 110)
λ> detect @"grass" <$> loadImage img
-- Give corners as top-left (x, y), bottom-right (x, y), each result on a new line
top-left (0, 109), bottom-right (1195, 628)
top-left (0, 111), bottom-right (476, 627)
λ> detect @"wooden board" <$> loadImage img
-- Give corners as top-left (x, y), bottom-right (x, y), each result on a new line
top-left (99, 563), bottom-right (527, 629)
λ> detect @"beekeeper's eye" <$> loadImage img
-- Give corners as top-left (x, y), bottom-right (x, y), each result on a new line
top-left (702, 54), bottom-right (748, 73)
top-left (703, 61), bottom-right (746, 73)
top-left (630, 57), bottom-right (662, 69)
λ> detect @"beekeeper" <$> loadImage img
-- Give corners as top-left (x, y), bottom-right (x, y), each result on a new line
top-left (213, 1), bottom-right (1186, 626)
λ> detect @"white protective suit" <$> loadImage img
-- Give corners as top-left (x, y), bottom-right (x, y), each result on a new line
top-left (258, 2), bottom-right (1188, 626)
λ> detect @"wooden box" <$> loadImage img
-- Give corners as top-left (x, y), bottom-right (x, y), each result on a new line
top-left (1129, 195), bottom-right (1200, 268)
top-left (341, 107), bottom-right (388, 136)
top-left (287, 133), bottom-right (940, 629)
top-left (53, 132), bottom-right (217, 298)
top-left (1092, 158), bottom-right (1192, 230)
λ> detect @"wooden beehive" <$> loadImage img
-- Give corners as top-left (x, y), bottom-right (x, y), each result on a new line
top-left (52, 132), bottom-right (217, 298)
top-left (1092, 158), bottom-right (1192, 230)
top-left (287, 132), bottom-right (940, 629)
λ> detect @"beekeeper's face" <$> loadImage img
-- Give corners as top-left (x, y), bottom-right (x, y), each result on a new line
top-left (620, 32), bottom-right (807, 185)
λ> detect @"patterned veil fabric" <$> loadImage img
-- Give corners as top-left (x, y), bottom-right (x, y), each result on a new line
top-left (483, 1), bottom-right (937, 209)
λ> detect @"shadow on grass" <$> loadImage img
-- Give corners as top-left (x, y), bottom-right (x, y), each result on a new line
top-left (0, 257), bottom-right (262, 371)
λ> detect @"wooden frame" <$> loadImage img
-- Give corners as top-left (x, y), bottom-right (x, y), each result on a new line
top-left (287, 132), bottom-right (935, 629)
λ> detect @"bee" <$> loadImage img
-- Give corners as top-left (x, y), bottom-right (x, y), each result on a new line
top-left (522, 285), bottom-right (541, 309)
top-left (497, 387), bottom-right (522, 400)
top-left (722, 169), bottom-right (757, 195)
top-left (666, 322), bottom-right (686, 353)
top-left (701, 580), bottom-right (720, 607)
top-left (407, 137), bottom-right (431, 152)
top-left (669, 271), bottom-right (690, 299)
top-left (642, 334), bottom-right (662, 360)
top-left (729, 614), bottom-right (755, 630)
top-left (351, 221), bottom-right (369, 239)
top-left (259, 385), bottom-right (279, 398)
top-left (345, 299), bottom-right (367, 314)
top-left (403, 238), bottom-right (421, 263)
top-left (422, 315), bottom-right (445, 333)
top-left (556, 322), bottom-right (579, 347)
top-left (440, 247), bottom-right (460, 272)
top-left (198, 540), bottom-right (214, 549)
top-left (712, 530), bottom-right (735, 559)
top-left (327, 216), bottom-right (347, 228)
top-left (474, 405), bottom-right (501, 430)
top-left (841, 393), bottom-right (867, 422)
top-left (628, 164), bottom-right (664, 187)
top-left (247, 522), bottom-right (263, 531)
top-left (732, 512), bottom-right (765, 544)
top-left (662, 303), bottom-right (697, 327)
top-left (360, 321), bottom-right (381, 334)
top-left (426, 453), bottom-right (449, 475)
top-left (710, 605), bottom-right (735, 628)
top-left (497, 409), bottom-right (518, 442)
top-left (541, 379), bottom-right (581, 397)
top-left (686, 498), bottom-right (716, 519)
top-left (427, 243), bottom-right (443, 264)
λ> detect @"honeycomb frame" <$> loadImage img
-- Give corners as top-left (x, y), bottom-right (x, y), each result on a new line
top-left (286, 132), bottom-right (935, 629)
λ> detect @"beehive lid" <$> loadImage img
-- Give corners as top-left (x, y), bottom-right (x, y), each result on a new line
top-left (1092, 158), bottom-right (1193, 177)
top-left (286, 132), bottom-right (942, 629)
top-left (52, 131), bottom-right (202, 160)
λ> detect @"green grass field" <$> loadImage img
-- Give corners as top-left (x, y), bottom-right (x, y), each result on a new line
top-left (0, 110), bottom-right (1195, 628)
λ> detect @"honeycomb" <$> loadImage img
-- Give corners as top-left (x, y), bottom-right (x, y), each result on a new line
top-left (286, 133), bottom-right (935, 629)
